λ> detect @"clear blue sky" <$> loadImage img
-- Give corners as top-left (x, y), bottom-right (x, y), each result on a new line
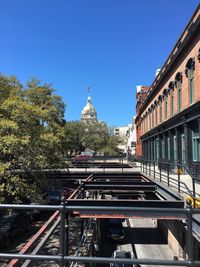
top-left (0, 0), bottom-right (199, 126)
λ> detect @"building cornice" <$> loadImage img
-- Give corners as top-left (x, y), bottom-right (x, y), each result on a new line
top-left (141, 100), bottom-right (200, 140)
top-left (137, 4), bottom-right (200, 118)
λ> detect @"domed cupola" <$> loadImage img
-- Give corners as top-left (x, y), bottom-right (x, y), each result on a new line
top-left (81, 96), bottom-right (97, 124)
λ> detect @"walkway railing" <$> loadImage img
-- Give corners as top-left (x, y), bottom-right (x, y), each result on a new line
top-left (139, 159), bottom-right (200, 200)
top-left (0, 202), bottom-right (199, 266)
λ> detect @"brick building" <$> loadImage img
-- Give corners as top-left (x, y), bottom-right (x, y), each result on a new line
top-left (136, 4), bottom-right (200, 175)
top-left (135, 85), bottom-right (149, 157)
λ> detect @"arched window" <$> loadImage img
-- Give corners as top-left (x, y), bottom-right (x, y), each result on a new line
top-left (169, 81), bottom-right (175, 116)
top-left (163, 89), bottom-right (168, 120)
top-left (185, 58), bottom-right (195, 104)
top-left (154, 100), bottom-right (158, 126)
top-left (175, 72), bottom-right (182, 112)
top-left (158, 95), bottom-right (163, 123)
top-left (151, 104), bottom-right (154, 128)
top-left (148, 108), bottom-right (151, 130)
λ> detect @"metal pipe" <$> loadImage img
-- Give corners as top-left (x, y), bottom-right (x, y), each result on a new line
top-left (167, 163), bottom-right (170, 187)
top-left (160, 164), bottom-right (162, 182)
top-left (63, 256), bottom-right (195, 266)
top-left (0, 253), bottom-right (197, 266)
top-left (0, 204), bottom-right (195, 214)
top-left (60, 198), bottom-right (66, 267)
top-left (21, 216), bottom-right (60, 267)
top-left (0, 204), bottom-right (60, 210)
top-left (65, 205), bottom-right (69, 267)
top-left (178, 161), bottom-right (181, 193)
top-left (186, 200), bottom-right (194, 265)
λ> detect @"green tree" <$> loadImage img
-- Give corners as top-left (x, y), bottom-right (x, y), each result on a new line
top-left (63, 121), bottom-right (85, 155)
top-left (0, 74), bottom-right (66, 203)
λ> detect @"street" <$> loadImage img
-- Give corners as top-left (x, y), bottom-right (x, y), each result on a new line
top-left (100, 218), bottom-right (180, 267)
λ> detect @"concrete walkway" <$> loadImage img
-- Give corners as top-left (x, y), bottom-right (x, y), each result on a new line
top-left (135, 162), bottom-right (200, 199)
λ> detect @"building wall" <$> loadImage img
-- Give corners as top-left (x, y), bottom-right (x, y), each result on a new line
top-left (112, 119), bottom-right (136, 156)
top-left (136, 86), bottom-right (149, 157)
top-left (141, 38), bottom-right (200, 135)
top-left (136, 4), bottom-right (200, 176)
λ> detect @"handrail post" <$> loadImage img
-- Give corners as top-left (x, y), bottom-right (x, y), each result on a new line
top-left (178, 161), bottom-right (180, 193)
top-left (65, 202), bottom-right (69, 267)
top-left (186, 200), bottom-right (194, 266)
top-left (60, 197), bottom-right (66, 267)
top-left (149, 160), bottom-right (151, 176)
top-left (146, 160), bottom-right (147, 174)
top-left (154, 160), bottom-right (155, 180)
top-left (159, 161), bottom-right (162, 182)
top-left (167, 163), bottom-right (170, 187)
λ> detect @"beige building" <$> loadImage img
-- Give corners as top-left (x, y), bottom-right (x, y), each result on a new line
top-left (112, 117), bottom-right (136, 156)
top-left (81, 96), bottom-right (97, 125)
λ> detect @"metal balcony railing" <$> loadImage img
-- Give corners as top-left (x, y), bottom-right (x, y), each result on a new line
top-left (0, 202), bottom-right (199, 267)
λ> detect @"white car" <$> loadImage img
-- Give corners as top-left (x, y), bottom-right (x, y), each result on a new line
top-left (110, 250), bottom-right (137, 267)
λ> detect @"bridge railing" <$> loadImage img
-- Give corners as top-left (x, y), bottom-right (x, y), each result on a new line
top-left (0, 202), bottom-right (199, 267)
top-left (139, 158), bottom-right (200, 201)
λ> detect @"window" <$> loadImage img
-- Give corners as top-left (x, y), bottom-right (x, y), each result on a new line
top-left (165, 96), bottom-right (168, 120)
top-left (173, 135), bottom-right (177, 161)
top-left (185, 58), bottom-right (195, 105)
top-left (168, 136), bottom-right (170, 160)
top-left (181, 134), bottom-right (186, 163)
top-left (160, 101), bottom-right (162, 123)
top-left (189, 68), bottom-right (194, 104)
top-left (192, 122), bottom-right (200, 161)
top-left (155, 108), bottom-right (158, 126)
top-left (177, 80), bottom-right (182, 112)
top-left (131, 141), bottom-right (135, 148)
top-left (149, 112), bottom-right (151, 130)
top-left (171, 90), bottom-right (174, 116)
top-left (162, 137), bottom-right (165, 159)
top-left (152, 109), bottom-right (154, 128)
top-left (156, 138), bottom-right (159, 162)
top-left (147, 115), bottom-right (148, 131)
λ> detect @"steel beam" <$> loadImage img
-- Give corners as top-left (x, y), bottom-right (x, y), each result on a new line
top-left (83, 184), bottom-right (156, 191)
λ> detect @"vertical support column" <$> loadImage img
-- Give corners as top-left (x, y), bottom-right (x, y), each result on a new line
top-left (167, 163), bottom-right (170, 187)
top-left (168, 130), bottom-right (172, 164)
top-left (183, 123), bottom-right (188, 167)
top-left (149, 138), bottom-right (151, 176)
top-left (65, 204), bottom-right (69, 267)
top-left (186, 200), bottom-right (194, 265)
top-left (60, 197), bottom-right (66, 267)
top-left (175, 127), bottom-right (181, 192)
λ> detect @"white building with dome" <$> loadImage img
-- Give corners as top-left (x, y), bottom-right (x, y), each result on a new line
top-left (81, 96), bottom-right (97, 125)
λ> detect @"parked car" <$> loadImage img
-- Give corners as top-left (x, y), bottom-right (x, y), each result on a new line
top-left (72, 154), bottom-right (92, 162)
top-left (0, 212), bottom-right (32, 248)
top-left (59, 187), bottom-right (73, 199)
top-left (107, 219), bottom-right (125, 242)
top-left (110, 250), bottom-right (136, 267)
top-left (46, 190), bottom-right (61, 205)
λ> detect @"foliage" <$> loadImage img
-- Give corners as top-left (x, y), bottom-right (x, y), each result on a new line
top-left (64, 121), bottom-right (121, 156)
top-left (0, 73), bottom-right (121, 203)
top-left (0, 74), bottom-right (66, 203)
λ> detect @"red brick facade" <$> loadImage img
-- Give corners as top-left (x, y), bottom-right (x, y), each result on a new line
top-left (135, 4), bottom-right (200, 177)
top-left (135, 86), bottom-right (149, 157)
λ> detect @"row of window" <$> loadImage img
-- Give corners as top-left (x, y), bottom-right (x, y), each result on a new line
top-left (141, 57), bottom-right (196, 135)
top-left (142, 121), bottom-right (200, 162)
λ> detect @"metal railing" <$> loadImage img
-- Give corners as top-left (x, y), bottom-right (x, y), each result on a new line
top-left (69, 156), bottom-right (131, 173)
top-left (139, 158), bottom-right (200, 199)
top-left (0, 202), bottom-right (200, 266)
